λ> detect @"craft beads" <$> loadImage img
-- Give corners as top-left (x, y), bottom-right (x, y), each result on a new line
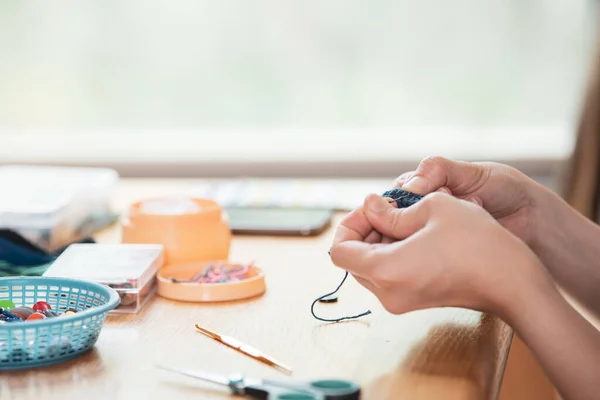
top-left (0, 301), bottom-right (77, 323)
top-left (0, 300), bottom-right (15, 310)
top-left (33, 301), bottom-right (52, 312)
top-left (10, 307), bottom-right (34, 320)
top-left (169, 261), bottom-right (252, 284)
top-left (26, 312), bottom-right (46, 321)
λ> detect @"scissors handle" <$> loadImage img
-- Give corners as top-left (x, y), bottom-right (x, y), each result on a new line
top-left (261, 378), bottom-right (360, 400)
top-left (306, 379), bottom-right (360, 400)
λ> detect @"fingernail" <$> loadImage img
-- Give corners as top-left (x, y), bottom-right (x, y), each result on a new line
top-left (366, 194), bottom-right (389, 213)
top-left (402, 176), bottom-right (429, 194)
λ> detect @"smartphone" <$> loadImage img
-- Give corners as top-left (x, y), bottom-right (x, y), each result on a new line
top-left (223, 207), bottom-right (333, 236)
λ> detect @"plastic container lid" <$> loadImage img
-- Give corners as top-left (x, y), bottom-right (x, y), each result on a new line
top-left (0, 165), bottom-right (119, 228)
top-left (43, 244), bottom-right (164, 290)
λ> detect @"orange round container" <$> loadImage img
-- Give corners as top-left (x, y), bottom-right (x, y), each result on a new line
top-left (121, 197), bottom-right (231, 265)
top-left (156, 261), bottom-right (266, 302)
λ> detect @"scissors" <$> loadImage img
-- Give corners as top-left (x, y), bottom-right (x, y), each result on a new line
top-left (157, 364), bottom-right (361, 400)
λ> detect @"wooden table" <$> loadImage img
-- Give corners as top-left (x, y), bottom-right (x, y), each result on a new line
top-left (2, 179), bottom-right (514, 400)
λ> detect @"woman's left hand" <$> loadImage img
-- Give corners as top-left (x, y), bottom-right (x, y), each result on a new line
top-left (329, 192), bottom-right (553, 319)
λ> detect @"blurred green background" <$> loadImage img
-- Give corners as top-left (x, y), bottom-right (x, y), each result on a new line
top-left (0, 1), bottom-right (596, 132)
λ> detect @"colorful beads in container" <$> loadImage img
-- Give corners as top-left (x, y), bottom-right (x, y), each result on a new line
top-left (168, 261), bottom-right (252, 284)
top-left (0, 276), bottom-right (120, 370)
top-left (0, 302), bottom-right (86, 365)
top-left (0, 301), bottom-right (78, 323)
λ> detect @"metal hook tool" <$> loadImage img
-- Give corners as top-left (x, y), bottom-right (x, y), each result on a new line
top-left (195, 324), bottom-right (293, 375)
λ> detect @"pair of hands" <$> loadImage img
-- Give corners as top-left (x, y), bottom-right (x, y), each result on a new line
top-left (329, 157), bottom-right (552, 320)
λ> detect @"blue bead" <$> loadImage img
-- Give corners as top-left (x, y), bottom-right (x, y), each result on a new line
top-left (0, 309), bottom-right (23, 322)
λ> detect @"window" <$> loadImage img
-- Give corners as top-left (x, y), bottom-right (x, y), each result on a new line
top-left (0, 1), bottom-right (596, 176)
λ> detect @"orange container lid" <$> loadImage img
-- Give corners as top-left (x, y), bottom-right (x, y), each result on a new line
top-left (121, 197), bottom-right (232, 265)
top-left (124, 197), bottom-right (224, 230)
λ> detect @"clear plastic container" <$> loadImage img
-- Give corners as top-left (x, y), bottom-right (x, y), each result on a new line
top-left (0, 165), bottom-right (119, 252)
top-left (110, 277), bottom-right (157, 313)
top-left (43, 244), bottom-right (164, 313)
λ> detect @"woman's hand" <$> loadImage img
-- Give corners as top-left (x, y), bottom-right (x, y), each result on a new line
top-left (395, 156), bottom-right (600, 319)
top-left (331, 192), bottom-right (600, 400)
top-left (330, 191), bottom-right (554, 319)
top-left (394, 156), bottom-right (546, 247)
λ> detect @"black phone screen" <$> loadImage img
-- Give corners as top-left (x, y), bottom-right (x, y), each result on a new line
top-left (223, 207), bottom-right (333, 236)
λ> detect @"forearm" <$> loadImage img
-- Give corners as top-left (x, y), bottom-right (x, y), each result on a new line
top-left (505, 270), bottom-right (600, 400)
top-left (530, 183), bottom-right (600, 314)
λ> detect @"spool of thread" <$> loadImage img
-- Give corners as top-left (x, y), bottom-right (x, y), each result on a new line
top-left (121, 197), bottom-right (232, 265)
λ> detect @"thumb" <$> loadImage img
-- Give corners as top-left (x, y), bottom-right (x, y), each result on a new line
top-left (363, 194), bottom-right (428, 240)
top-left (402, 156), bottom-right (487, 195)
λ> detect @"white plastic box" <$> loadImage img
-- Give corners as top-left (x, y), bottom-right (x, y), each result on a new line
top-left (0, 165), bottom-right (119, 252)
top-left (43, 243), bottom-right (164, 313)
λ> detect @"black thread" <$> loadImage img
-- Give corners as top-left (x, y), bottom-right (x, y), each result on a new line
top-left (310, 271), bottom-right (371, 323)
top-left (310, 188), bottom-right (424, 323)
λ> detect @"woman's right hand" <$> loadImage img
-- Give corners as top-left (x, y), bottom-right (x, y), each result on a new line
top-left (395, 156), bottom-right (546, 247)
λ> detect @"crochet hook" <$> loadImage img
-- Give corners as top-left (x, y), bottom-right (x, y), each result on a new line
top-left (194, 324), bottom-right (293, 375)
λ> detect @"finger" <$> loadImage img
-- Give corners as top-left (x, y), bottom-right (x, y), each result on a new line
top-left (436, 186), bottom-right (452, 195)
top-left (332, 206), bottom-right (373, 245)
top-left (402, 156), bottom-right (488, 195)
top-left (353, 275), bottom-right (379, 294)
top-left (464, 195), bottom-right (483, 207)
top-left (367, 230), bottom-right (396, 245)
top-left (393, 171), bottom-right (415, 188)
top-left (364, 230), bottom-right (383, 244)
top-left (362, 193), bottom-right (429, 240)
top-left (329, 240), bottom-right (387, 275)
top-left (382, 235), bottom-right (396, 244)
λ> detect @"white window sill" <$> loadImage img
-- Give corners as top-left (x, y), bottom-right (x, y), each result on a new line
top-left (0, 126), bottom-right (574, 178)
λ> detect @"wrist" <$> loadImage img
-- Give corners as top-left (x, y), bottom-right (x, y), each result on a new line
top-left (525, 179), bottom-right (564, 252)
top-left (498, 254), bottom-right (562, 328)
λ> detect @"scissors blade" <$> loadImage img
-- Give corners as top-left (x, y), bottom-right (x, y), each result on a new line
top-left (156, 364), bottom-right (231, 388)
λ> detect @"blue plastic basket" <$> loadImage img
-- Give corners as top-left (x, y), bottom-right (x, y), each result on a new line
top-left (0, 276), bottom-right (120, 370)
